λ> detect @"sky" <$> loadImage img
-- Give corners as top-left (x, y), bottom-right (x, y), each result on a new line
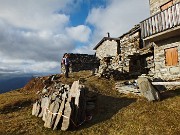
top-left (0, 0), bottom-right (150, 76)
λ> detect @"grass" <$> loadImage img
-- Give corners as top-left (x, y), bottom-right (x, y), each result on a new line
top-left (0, 71), bottom-right (180, 135)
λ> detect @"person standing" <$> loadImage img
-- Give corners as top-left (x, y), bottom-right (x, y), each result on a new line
top-left (63, 53), bottom-right (70, 78)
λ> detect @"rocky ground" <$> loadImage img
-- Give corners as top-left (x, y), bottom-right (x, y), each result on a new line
top-left (0, 71), bottom-right (180, 135)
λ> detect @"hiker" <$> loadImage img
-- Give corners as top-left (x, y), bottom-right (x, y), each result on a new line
top-left (62, 53), bottom-right (70, 78)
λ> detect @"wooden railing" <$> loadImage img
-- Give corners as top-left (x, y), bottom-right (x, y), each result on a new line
top-left (140, 2), bottom-right (180, 39)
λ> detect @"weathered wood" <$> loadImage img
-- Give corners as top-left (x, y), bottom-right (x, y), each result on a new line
top-left (152, 82), bottom-right (180, 85)
top-left (140, 2), bottom-right (180, 39)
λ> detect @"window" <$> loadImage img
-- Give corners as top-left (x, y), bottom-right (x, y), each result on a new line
top-left (160, 0), bottom-right (173, 11)
top-left (165, 47), bottom-right (178, 66)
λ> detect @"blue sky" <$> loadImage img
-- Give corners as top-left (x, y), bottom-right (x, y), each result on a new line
top-left (0, 0), bottom-right (150, 76)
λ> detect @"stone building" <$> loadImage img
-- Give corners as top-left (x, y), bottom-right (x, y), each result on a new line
top-left (93, 36), bottom-right (120, 60)
top-left (93, 26), bottom-right (149, 79)
top-left (61, 53), bottom-right (99, 74)
top-left (140, 0), bottom-right (180, 80)
top-left (119, 25), bottom-right (146, 76)
top-left (93, 35), bottom-right (121, 78)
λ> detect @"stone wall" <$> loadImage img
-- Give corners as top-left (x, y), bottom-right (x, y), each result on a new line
top-left (95, 40), bottom-right (119, 60)
top-left (120, 26), bottom-right (141, 73)
top-left (61, 53), bottom-right (99, 74)
top-left (149, 0), bottom-right (180, 15)
top-left (154, 36), bottom-right (180, 80)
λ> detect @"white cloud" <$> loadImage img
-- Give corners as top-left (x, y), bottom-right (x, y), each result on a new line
top-left (66, 25), bottom-right (91, 42)
top-left (0, 0), bottom-right (79, 75)
top-left (0, 0), bottom-right (150, 75)
top-left (86, 0), bottom-right (150, 37)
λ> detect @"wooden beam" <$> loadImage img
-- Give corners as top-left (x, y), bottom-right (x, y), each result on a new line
top-left (152, 82), bottom-right (180, 85)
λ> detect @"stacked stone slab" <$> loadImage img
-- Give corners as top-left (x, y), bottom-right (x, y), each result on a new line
top-left (32, 76), bottom-right (96, 131)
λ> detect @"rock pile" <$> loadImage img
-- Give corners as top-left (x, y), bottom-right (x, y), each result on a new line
top-left (32, 77), bottom-right (96, 131)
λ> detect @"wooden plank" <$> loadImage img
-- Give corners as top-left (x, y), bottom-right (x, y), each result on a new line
top-left (146, 20), bottom-right (150, 37)
top-left (172, 5), bottom-right (176, 26)
top-left (155, 15), bottom-right (159, 33)
top-left (149, 18), bottom-right (153, 35)
top-left (168, 7), bottom-right (173, 28)
top-left (143, 21), bottom-right (147, 38)
top-left (164, 9), bottom-right (169, 29)
top-left (158, 13), bottom-right (162, 32)
top-left (152, 82), bottom-right (180, 85)
top-left (172, 48), bottom-right (178, 66)
top-left (177, 3), bottom-right (180, 24)
top-left (161, 11), bottom-right (166, 30)
top-left (140, 23), bottom-right (144, 38)
top-left (152, 16), bottom-right (156, 34)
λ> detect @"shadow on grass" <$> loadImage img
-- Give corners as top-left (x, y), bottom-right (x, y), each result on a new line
top-left (0, 99), bottom-right (33, 114)
top-left (77, 93), bottom-right (136, 130)
top-left (160, 88), bottom-right (180, 100)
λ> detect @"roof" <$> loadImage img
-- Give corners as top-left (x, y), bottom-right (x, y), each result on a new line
top-left (93, 37), bottom-right (120, 50)
top-left (119, 24), bottom-right (140, 38)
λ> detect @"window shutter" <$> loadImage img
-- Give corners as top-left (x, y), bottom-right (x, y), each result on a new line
top-left (165, 47), bottom-right (178, 66)
top-left (172, 48), bottom-right (178, 66)
top-left (165, 49), bottom-right (172, 66)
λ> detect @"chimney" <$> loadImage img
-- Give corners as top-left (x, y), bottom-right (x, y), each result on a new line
top-left (107, 32), bottom-right (110, 37)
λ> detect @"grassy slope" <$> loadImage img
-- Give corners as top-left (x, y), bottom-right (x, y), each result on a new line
top-left (0, 71), bottom-right (180, 135)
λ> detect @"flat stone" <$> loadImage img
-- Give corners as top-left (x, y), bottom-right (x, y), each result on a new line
top-left (137, 77), bottom-right (160, 101)
top-left (169, 67), bottom-right (180, 74)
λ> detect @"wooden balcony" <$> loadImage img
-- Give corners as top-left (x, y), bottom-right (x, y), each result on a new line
top-left (140, 2), bottom-right (180, 39)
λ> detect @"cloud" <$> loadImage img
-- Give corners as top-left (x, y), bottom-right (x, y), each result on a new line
top-left (86, 0), bottom-right (150, 38)
top-left (66, 25), bottom-right (91, 42)
top-left (0, 0), bottom-right (86, 75)
top-left (0, 0), bottom-right (150, 75)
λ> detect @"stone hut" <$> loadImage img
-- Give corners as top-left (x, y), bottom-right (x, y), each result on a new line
top-left (61, 53), bottom-right (99, 74)
top-left (93, 36), bottom-right (120, 60)
top-left (93, 26), bottom-right (150, 79)
top-left (93, 35), bottom-right (120, 77)
top-left (140, 0), bottom-right (180, 80)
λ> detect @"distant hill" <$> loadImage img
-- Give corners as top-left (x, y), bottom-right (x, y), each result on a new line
top-left (0, 76), bottom-right (33, 94)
